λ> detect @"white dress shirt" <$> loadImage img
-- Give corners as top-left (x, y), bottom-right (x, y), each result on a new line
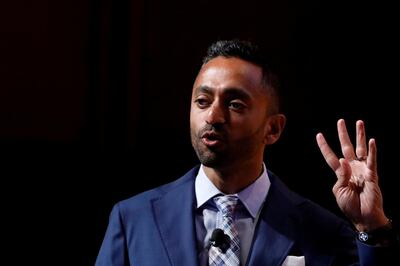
top-left (195, 164), bottom-right (271, 265)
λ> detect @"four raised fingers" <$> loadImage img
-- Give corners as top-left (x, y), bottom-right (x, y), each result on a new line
top-left (318, 119), bottom-right (375, 171)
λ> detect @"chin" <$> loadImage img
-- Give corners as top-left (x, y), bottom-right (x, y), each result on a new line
top-left (193, 141), bottom-right (228, 166)
top-left (197, 151), bottom-right (228, 168)
top-left (200, 158), bottom-right (219, 167)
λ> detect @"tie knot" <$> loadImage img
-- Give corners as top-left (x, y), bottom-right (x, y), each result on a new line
top-left (214, 195), bottom-right (239, 217)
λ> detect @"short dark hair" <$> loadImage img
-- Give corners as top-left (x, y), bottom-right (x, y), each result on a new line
top-left (202, 39), bottom-right (281, 114)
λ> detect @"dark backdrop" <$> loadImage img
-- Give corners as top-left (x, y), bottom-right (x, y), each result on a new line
top-left (1, 0), bottom-right (398, 265)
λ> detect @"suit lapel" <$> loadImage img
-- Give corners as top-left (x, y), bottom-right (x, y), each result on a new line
top-left (152, 176), bottom-right (199, 266)
top-left (246, 173), bottom-right (300, 266)
top-left (247, 213), bottom-right (295, 265)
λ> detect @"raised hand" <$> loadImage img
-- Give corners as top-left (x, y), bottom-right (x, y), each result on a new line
top-left (316, 119), bottom-right (388, 231)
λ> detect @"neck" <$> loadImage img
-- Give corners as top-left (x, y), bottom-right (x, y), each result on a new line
top-left (203, 159), bottom-right (264, 194)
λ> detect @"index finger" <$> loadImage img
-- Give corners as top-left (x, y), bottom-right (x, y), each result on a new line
top-left (316, 132), bottom-right (340, 171)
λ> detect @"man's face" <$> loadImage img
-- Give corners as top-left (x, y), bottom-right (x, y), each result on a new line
top-left (190, 56), bottom-right (273, 168)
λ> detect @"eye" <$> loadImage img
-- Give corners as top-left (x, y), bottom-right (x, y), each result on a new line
top-left (194, 98), bottom-right (210, 108)
top-left (229, 101), bottom-right (246, 111)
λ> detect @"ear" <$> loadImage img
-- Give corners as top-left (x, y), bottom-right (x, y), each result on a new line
top-left (264, 114), bottom-right (286, 145)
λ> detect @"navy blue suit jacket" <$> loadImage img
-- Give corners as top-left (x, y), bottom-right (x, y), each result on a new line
top-left (96, 166), bottom-right (396, 265)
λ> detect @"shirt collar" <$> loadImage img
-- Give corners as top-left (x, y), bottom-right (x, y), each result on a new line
top-left (195, 164), bottom-right (270, 218)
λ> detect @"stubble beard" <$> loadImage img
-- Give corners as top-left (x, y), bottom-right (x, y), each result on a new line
top-left (190, 125), bottom-right (265, 169)
top-left (190, 128), bottom-right (227, 167)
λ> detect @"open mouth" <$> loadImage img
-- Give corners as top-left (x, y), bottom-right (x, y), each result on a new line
top-left (201, 132), bottom-right (224, 147)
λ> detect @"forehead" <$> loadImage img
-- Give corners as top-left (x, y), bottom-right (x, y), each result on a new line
top-left (193, 57), bottom-right (264, 95)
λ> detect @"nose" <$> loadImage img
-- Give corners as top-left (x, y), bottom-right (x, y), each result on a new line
top-left (206, 101), bottom-right (226, 125)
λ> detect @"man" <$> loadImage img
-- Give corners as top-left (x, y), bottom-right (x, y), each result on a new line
top-left (96, 40), bottom-right (398, 265)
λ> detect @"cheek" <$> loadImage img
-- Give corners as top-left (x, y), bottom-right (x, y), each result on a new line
top-left (189, 105), bottom-right (195, 123)
top-left (189, 110), bottom-right (201, 131)
top-left (190, 106), bottom-right (206, 125)
top-left (229, 121), bottom-right (252, 136)
top-left (231, 117), bottom-right (266, 139)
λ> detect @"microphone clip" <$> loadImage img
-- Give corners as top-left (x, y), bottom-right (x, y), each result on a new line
top-left (209, 228), bottom-right (231, 253)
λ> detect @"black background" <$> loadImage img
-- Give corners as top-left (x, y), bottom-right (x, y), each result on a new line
top-left (1, 1), bottom-right (398, 265)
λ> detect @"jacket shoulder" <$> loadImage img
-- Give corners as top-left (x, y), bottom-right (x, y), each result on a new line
top-left (267, 169), bottom-right (351, 230)
top-left (116, 165), bottom-right (199, 213)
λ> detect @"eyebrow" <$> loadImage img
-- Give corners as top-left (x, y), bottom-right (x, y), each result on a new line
top-left (194, 86), bottom-right (252, 101)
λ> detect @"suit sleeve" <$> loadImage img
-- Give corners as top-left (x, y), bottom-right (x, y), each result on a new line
top-left (95, 203), bottom-right (129, 266)
top-left (356, 239), bottom-right (400, 266)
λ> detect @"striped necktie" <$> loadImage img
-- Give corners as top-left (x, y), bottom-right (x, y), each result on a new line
top-left (209, 195), bottom-right (240, 266)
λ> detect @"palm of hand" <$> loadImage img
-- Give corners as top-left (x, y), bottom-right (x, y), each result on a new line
top-left (333, 159), bottom-right (382, 225)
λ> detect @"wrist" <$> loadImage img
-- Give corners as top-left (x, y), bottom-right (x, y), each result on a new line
top-left (354, 213), bottom-right (389, 232)
top-left (357, 219), bottom-right (397, 246)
